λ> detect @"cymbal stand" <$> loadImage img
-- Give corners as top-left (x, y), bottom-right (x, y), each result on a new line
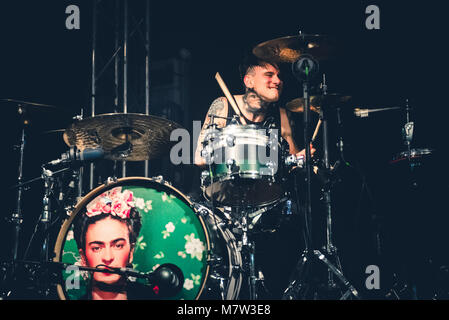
top-left (319, 75), bottom-right (345, 291)
top-left (40, 166), bottom-right (55, 262)
top-left (10, 104), bottom-right (28, 262)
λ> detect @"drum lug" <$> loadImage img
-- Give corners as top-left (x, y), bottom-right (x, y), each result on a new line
top-left (200, 170), bottom-right (210, 186)
top-left (152, 175), bottom-right (170, 185)
top-left (265, 161), bottom-right (277, 175)
top-left (104, 176), bottom-right (118, 186)
top-left (225, 134), bottom-right (235, 147)
top-left (226, 159), bottom-right (239, 175)
top-left (192, 203), bottom-right (210, 218)
top-left (200, 146), bottom-right (213, 164)
top-left (207, 254), bottom-right (223, 266)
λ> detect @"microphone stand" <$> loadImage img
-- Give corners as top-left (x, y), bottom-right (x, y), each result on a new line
top-left (282, 55), bottom-right (315, 299)
top-left (282, 59), bottom-right (360, 300)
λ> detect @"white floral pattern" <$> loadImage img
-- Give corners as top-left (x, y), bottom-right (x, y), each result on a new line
top-left (184, 233), bottom-right (205, 261)
top-left (191, 274), bottom-right (201, 286)
top-left (162, 222), bottom-right (176, 239)
top-left (134, 197), bottom-right (153, 213)
top-left (144, 200), bottom-right (153, 212)
top-left (135, 235), bottom-right (147, 251)
top-left (135, 197), bottom-right (145, 210)
top-left (183, 279), bottom-right (194, 291)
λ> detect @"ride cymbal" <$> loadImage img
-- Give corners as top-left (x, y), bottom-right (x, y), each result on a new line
top-left (286, 94), bottom-right (352, 113)
top-left (63, 113), bottom-right (184, 161)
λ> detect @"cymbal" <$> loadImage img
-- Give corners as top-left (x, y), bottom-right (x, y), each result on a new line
top-left (253, 34), bottom-right (335, 63)
top-left (285, 94), bottom-right (352, 113)
top-left (1, 98), bottom-right (58, 109)
top-left (63, 113), bottom-right (184, 161)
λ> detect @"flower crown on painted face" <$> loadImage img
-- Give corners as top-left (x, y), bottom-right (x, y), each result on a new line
top-left (85, 187), bottom-right (135, 219)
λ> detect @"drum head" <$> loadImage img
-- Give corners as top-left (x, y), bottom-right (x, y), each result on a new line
top-left (54, 177), bottom-right (210, 300)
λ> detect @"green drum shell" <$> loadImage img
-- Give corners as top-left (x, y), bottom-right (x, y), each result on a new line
top-left (202, 125), bottom-right (283, 207)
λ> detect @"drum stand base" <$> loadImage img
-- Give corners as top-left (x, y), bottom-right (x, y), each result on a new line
top-left (282, 249), bottom-right (360, 300)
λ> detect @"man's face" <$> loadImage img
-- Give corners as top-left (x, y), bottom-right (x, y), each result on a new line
top-left (80, 216), bottom-right (133, 285)
top-left (244, 63), bottom-right (283, 103)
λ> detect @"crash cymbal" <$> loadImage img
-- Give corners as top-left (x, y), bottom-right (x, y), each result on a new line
top-left (285, 94), bottom-right (352, 113)
top-left (253, 34), bottom-right (335, 63)
top-left (63, 113), bottom-right (184, 161)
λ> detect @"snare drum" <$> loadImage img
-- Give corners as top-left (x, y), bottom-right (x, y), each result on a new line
top-left (53, 177), bottom-right (242, 300)
top-left (200, 124), bottom-right (284, 207)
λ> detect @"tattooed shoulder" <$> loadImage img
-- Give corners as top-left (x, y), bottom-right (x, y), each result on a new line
top-left (209, 97), bottom-right (226, 115)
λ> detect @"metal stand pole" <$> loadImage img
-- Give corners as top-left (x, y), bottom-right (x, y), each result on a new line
top-left (40, 167), bottom-right (54, 262)
top-left (11, 105), bottom-right (27, 261)
top-left (144, 0), bottom-right (151, 178)
top-left (89, 0), bottom-right (97, 190)
top-left (122, 0), bottom-right (128, 178)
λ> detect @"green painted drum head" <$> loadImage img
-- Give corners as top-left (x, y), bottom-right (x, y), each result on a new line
top-left (54, 177), bottom-right (212, 300)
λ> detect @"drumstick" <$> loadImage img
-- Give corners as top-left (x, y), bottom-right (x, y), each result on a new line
top-left (311, 119), bottom-right (322, 143)
top-left (215, 72), bottom-right (247, 125)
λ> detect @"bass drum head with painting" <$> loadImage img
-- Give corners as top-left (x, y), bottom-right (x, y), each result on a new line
top-left (54, 177), bottom-right (211, 300)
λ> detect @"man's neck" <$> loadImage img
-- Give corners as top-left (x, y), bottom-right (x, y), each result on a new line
top-left (240, 90), bottom-right (272, 122)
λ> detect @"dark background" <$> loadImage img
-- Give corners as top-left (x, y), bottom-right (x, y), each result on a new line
top-left (1, 0), bottom-right (448, 299)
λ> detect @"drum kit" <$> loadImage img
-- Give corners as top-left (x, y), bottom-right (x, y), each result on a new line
top-left (1, 33), bottom-right (433, 300)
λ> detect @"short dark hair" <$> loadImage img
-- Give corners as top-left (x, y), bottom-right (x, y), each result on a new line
top-left (73, 208), bottom-right (142, 252)
top-left (238, 51), bottom-right (279, 83)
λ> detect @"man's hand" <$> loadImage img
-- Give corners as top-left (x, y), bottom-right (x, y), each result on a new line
top-left (296, 144), bottom-right (316, 158)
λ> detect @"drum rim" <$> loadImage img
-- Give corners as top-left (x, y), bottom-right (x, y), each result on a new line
top-left (54, 176), bottom-right (211, 300)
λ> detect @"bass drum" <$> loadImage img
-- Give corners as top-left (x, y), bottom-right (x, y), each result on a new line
top-left (53, 177), bottom-right (242, 300)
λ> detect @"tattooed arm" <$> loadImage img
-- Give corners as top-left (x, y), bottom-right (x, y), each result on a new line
top-left (194, 97), bottom-right (228, 167)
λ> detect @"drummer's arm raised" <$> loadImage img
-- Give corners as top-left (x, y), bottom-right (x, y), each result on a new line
top-left (194, 97), bottom-right (228, 167)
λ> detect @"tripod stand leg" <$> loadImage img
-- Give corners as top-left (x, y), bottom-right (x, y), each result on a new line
top-left (282, 252), bottom-right (309, 300)
top-left (248, 241), bottom-right (257, 300)
top-left (313, 250), bottom-right (361, 299)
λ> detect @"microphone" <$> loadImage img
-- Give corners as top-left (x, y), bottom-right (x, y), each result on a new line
top-left (354, 106), bottom-right (401, 118)
top-left (118, 263), bottom-right (184, 298)
top-left (47, 146), bottom-right (104, 165)
top-left (291, 54), bottom-right (319, 81)
top-left (147, 263), bottom-right (184, 297)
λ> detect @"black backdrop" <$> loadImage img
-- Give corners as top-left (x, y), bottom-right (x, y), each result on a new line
top-left (1, 1), bottom-right (449, 299)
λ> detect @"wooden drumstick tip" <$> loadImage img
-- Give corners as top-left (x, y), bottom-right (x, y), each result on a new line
top-left (215, 72), bottom-right (247, 125)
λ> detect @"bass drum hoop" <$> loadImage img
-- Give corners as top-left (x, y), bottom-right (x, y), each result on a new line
top-left (200, 205), bottom-right (242, 299)
top-left (53, 176), bottom-right (211, 300)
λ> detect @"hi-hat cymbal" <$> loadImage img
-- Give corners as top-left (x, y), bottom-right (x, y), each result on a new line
top-left (285, 94), bottom-right (352, 113)
top-left (63, 113), bottom-right (184, 161)
top-left (253, 34), bottom-right (335, 63)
